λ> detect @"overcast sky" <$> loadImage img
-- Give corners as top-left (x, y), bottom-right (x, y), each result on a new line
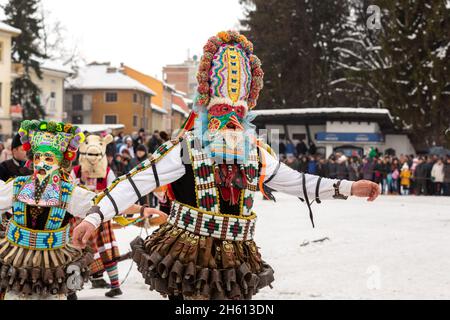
top-left (2, 0), bottom-right (245, 78)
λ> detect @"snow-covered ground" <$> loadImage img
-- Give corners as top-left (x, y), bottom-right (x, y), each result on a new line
top-left (78, 194), bottom-right (450, 300)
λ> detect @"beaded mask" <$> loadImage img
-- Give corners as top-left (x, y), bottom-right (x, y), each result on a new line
top-left (195, 31), bottom-right (264, 162)
top-left (18, 120), bottom-right (85, 178)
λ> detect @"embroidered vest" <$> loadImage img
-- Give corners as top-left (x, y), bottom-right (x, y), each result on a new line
top-left (185, 132), bottom-right (259, 216)
top-left (12, 176), bottom-right (75, 230)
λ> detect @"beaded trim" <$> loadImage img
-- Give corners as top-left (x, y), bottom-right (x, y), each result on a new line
top-left (12, 177), bottom-right (74, 230)
top-left (6, 219), bottom-right (70, 251)
top-left (93, 138), bottom-right (181, 205)
top-left (185, 132), bottom-right (259, 216)
top-left (186, 133), bottom-right (220, 213)
top-left (168, 201), bottom-right (256, 241)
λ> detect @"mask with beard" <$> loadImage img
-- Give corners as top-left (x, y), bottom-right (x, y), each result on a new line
top-left (194, 31), bottom-right (264, 164)
top-left (33, 151), bottom-right (61, 184)
top-left (206, 104), bottom-right (249, 163)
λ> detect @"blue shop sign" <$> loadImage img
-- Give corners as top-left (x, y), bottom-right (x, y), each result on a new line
top-left (315, 132), bottom-right (384, 142)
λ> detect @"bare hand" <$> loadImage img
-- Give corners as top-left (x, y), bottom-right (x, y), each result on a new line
top-left (351, 180), bottom-right (380, 202)
top-left (142, 207), bottom-right (168, 226)
top-left (72, 221), bottom-right (96, 249)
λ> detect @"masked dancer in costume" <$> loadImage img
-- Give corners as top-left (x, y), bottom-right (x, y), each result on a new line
top-left (73, 31), bottom-right (380, 300)
top-left (0, 120), bottom-right (97, 300)
top-left (70, 133), bottom-right (123, 298)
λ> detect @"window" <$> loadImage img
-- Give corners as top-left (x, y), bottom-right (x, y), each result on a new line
top-left (133, 93), bottom-right (138, 103)
top-left (292, 134), bottom-right (306, 141)
top-left (133, 115), bottom-right (138, 127)
top-left (51, 92), bottom-right (56, 99)
top-left (104, 115), bottom-right (118, 124)
top-left (0, 42), bottom-right (3, 62)
top-left (73, 94), bottom-right (83, 111)
top-left (105, 92), bottom-right (118, 103)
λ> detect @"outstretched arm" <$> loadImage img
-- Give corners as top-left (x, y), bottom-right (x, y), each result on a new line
top-left (0, 179), bottom-right (13, 211)
top-left (85, 143), bottom-right (184, 227)
top-left (73, 143), bottom-right (185, 247)
top-left (261, 148), bottom-right (379, 202)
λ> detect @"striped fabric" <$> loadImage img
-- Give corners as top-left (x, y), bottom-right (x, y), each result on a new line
top-left (104, 261), bottom-right (119, 289)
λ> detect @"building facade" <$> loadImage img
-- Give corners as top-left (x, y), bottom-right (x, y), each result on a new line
top-left (122, 64), bottom-right (189, 135)
top-left (33, 61), bottom-right (71, 123)
top-left (253, 108), bottom-right (416, 158)
top-left (121, 64), bottom-right (170, 133)
top-left (0, 22), bottom-right (21, 139)
top-left (163, 56), bottom-right (199, 100)
top-left (65, 63), bottom-right (155, 134)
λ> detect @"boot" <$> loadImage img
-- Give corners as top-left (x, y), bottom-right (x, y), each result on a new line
top-left (67, 292), bottom-right (78, 300)
top-left (105, 287), bottom-right (123, 298)
top-left (91, 278), bottom-right (110, 289)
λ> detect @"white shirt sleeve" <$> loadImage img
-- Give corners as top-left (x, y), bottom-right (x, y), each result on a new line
top-left (106, 169), bottom-right (116, 186)
top-left (0, 179), bottom-right (13, 212)
top-left (84, 144), bottom-right (185, 228)
top-left (261, 148), bottom-right (353, 200)
top-left (69, 169), bottom-right (80, 185)
top-left (67, 186), bottom-right (97, 218)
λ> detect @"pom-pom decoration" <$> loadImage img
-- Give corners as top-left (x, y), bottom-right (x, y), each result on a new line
top-left (18, 119), bottom-right (83, 164)
top-left (196, 30), bottom-right (263, 109)
top-left (64, 151), bottom-right (76, 161)
top-left (23, 142), bottom-right (31, 152)
top-left (39, 121), bottom-right (48, 131)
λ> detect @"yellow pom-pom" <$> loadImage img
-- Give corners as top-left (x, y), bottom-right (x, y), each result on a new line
top-left (79, 132), bottom-right (86, 144)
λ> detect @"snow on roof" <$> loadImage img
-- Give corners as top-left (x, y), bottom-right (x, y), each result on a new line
top-left (183, 97), bottom-right (194, 104)
top-left (253, 107), bottom-right (392, 117)
top-left (66, 64), bottom-right (156, 96)
top-left (151, 103), bottom-right (168, 114)
top-left (173, 90), bottom-right (187, 97)
top-left (77, 124), bottom-right (125, 133)
top-left (0, 21), bottom-right (21, 35)
top-left (172, 104), bottom-right (189, 117)
top-left (40, 60), bottom-right (72, 75)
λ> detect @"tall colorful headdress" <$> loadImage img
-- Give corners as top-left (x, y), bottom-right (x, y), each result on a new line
top-left (18, 120), bottom-right (85, 167)
top-left (196, 30), bottom-right (264, 111)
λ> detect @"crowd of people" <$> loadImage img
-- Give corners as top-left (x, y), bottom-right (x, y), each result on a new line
top-left (280, 141), bottom-right (450, 196)
top-left (1, 131), bottom-right (449, 197)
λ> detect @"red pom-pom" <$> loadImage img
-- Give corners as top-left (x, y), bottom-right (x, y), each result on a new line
top-left (64, 151), bottom-right (76, 161)
top-left (23, 142), bottom-right (31, 151)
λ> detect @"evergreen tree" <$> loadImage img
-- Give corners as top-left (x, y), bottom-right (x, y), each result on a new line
top-left (338, 0), bottom-right (450, 149)
top-left (3, 0), bottom-right (48, 121)
top-left (240, 0), bottom-right (353, 109)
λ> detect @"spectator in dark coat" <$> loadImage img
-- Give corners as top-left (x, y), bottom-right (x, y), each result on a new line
top-left (443, 157), bottom-right (450, 196)
top-left (148, 131), bottom-right (162, 154)
top-left (424, 157), bottom-right (435, 195)
top-left (0, 134), bottom-right (32, 182)
top-left (414, 158), bottom-right (428, 195)
top-left (296, 140), bottom-right (308, 156)
top-left (317, 158), bottom-right (329, 177)
top-left (299, 155), bottom-right (309, 173)
top-left (327, 157), bottom-right (338, 179)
